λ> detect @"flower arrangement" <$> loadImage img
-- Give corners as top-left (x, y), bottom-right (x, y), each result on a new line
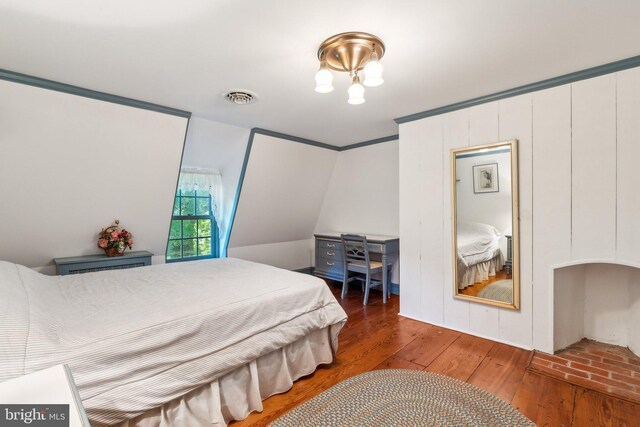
top-left (98, 219), bottom-right (133, 257)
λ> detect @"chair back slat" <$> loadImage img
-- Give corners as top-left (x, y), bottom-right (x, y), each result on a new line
top-left (340, 234), bottom-right (370, 265)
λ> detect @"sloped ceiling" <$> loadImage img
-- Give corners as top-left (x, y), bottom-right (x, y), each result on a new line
top-left (1, 1), bottom-right (640, 146)
top-left (228, 133), bottom-right (338, 249)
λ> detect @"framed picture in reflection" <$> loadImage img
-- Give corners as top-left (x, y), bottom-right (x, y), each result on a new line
top-left (473, 163), bottom-right (499, 193)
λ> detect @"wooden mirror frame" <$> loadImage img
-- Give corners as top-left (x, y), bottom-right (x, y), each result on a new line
top-left (451, 139), bottom-right (520, 310)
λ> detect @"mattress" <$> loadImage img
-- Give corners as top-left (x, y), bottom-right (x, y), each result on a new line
top-left (0, 258), bottom-right (347, 426)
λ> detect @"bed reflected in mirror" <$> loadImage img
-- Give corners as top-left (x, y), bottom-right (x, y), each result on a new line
top-left (452, 140), bottom-right (520, 310)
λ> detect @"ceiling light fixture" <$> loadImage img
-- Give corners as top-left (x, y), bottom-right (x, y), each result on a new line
top-left (315, 32), bottom-right (385, 105)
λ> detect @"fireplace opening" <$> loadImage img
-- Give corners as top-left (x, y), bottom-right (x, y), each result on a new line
top-left (527, 262), bottom-right (640, 402)
top-left (553, 262), bottom-right (640, 355)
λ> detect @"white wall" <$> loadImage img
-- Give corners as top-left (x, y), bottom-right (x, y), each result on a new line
top-left (455, 151), bottom-right (512, 233)
top-left (455, 151), bottom-right (512, 256)
top-left (314, 140), bottom-right (400, 282)
top-left (181, 117), bottom-right (250, 251)
top-left (399, 67), bottom-right (640, 351)
top-left (227, 133), bottom-right (338, 269)
top-left (0, 80), bottom-right (188, 273)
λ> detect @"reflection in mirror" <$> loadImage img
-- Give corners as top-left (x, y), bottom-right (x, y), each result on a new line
top-left (452, 140), bottom-right (519, 310)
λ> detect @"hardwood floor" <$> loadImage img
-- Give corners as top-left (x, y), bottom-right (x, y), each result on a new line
top-left (459, 269), bottom-right (510, 297)
top-left (231, 282), bottom-right (640, 426)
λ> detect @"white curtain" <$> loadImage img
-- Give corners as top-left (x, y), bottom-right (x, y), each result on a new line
top-left (177, 168), bottom-right (223, 228)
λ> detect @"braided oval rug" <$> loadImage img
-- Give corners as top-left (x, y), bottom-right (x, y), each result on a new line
top-left (270, 369), bottom-right (534, 426)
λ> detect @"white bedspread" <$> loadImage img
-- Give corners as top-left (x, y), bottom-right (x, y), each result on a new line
top-left (457, 222), bottom-right (504, 288)
top-left (457, 221), bottom-right (502, 262)
top-left (0, 258), bottom-right (347, 426)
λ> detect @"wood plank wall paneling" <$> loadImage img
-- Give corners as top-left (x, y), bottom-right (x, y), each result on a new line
top-left (571, 74), bottom-right (617, 261)
top-left (399, 67), bottom-right (640, 352)
top-left (467, 102), bottom-right (501, 339)
top-left (532, 85), bottom-right (572, 351)
top-left (399, 123), bottom-right (423, 318)
top-left (616, 68), bottom-right (640, 263)
top-left (419, 116), bottom-right (444, 324)
top-left (498, 94), bottom-right (533, 347)
top-left (442, 108), bottom-right (471, 331)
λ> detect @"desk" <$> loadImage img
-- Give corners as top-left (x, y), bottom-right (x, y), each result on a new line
top-left (313, 232), bottom-right (399, 286)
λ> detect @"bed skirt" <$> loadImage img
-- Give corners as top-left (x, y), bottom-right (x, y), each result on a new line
top-left (458, 253), bottom-right (504, 290)
top-left (116, 325), bottom-right (339, 427)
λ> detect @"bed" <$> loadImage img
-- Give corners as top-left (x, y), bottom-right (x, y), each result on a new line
top-left (0, 257), bottom-right (347, 426)
top-left (456, 222), bottom-right (505, 289)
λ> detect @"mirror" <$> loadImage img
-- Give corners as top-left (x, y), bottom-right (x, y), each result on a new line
top-left (452, 140), bottom-right (519, 310)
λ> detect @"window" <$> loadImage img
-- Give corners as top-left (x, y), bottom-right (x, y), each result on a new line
top-left (167, 189), bottom-right (220, 261)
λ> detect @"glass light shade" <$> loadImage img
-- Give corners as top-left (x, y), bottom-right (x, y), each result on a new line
top-left (363, 52), bottom-right (384, 87)
top-left (314, 61), bottom-right (334, 93)
top-left (348, 76), bottom-right (365, 105)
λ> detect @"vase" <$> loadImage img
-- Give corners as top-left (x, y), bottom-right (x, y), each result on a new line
top-left (105, 247), bottom-right (124, 257)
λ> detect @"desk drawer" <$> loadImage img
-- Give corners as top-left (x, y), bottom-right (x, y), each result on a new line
top-left (367, 243), bottom-right (384, 253)
top-left (317, 239), bottom-right (341, 250)
top-left (317, 247), bottom-right (343, 261)
top-left (316, 258), bottom-right (344, 274)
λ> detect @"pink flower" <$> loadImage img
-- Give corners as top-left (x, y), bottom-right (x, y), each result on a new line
top-left (128, 240), bottom-right (133, 247)
top-left (111, 231), bottom-right (119, 238)
top-left (98, 239), bottom-right (108, 248)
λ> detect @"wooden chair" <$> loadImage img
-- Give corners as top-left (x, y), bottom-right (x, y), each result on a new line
top-left (340, 234), bottom-right (391, 305)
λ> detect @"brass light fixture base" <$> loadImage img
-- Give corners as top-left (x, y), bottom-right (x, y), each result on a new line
top-left (317, 32), bottom-right (385, 73)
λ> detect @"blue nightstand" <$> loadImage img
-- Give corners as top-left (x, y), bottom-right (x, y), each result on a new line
top-left (53, 251), bottom-right (153, 275)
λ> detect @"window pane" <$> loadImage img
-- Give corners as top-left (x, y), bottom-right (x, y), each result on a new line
top-left (181, 197), bottom-right (195, 216)
top-left (183, 239), bottom-right (197, 257)
top-left (183, 220), bottom-right (197, 238)
top-left (169, 220), bottom-right (181, 239)
top-left (173, 197), bottom-right (181, 215)
top-left (196, 190), bottom-right (210, 197)
top-left (182, 189), bottom-right (195, 197)
top-left (167, 240), bottom-right (181, 259)
top-left (197, 219), bottom-right (211, 237)
top-left (198, 238), bottom-right (211, 256)
top-left (196, 198), bottom-right (210, 215)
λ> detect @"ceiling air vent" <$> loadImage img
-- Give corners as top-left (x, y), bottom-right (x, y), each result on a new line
top-left (224, 90), bottom-right (257, 105)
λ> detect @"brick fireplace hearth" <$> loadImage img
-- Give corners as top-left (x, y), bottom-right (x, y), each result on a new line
top-left (527, 339), bottom-right (640, 403)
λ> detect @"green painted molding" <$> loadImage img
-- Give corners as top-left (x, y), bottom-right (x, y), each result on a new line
top-left (223, 128), bottom-right (257, 256)
top-left (251, 128), bottom-right (398, 152)
top-left (164, 117), bottom-right (192, 261)
top-left (223, 128), bottom-right (401, 256)
top-left (340, 134), bottom-right (399, 151)
top-left (395, 54), bottom-right (640, 124)
top-left (0, 68), bottom-right (191, 118)
top-left (251, 127), bottom-right (340, 151)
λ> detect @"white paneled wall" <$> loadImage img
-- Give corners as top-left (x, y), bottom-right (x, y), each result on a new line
top-left (571, 75), bottom-right (617, 261)
top-left (399, 67), bottom-right (640, 351)
top-left (617, 70), bottom-right (640, 263)
top-left (443, 109), bottom-right (471, 332)
top-left (531, 85), bottom-right (572, 350)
